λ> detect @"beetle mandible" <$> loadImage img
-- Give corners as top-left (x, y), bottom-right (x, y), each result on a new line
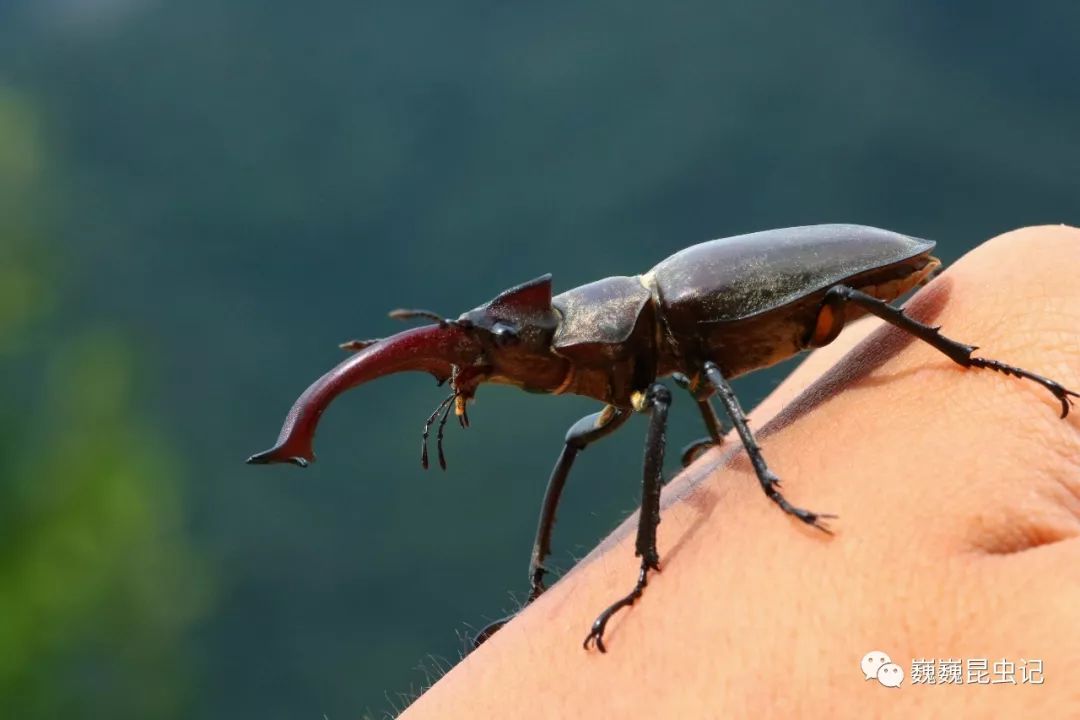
top-left (247, 224), bottom-right (1077, 652)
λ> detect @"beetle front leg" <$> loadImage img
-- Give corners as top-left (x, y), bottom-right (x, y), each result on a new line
top-left (824, 285), bottom-right (1078, 417)
top-left (703, 362), bottom-right (835, 533)
top-left (583, 383), bottom-right (670, 653)
top-left (472, 405), bottom-right (631, 649)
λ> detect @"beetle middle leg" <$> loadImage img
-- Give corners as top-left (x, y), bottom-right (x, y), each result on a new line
top-left (583, 383), bottom-right (671, 653)
top-left (471, 404), bottom-right (631, 648)
top-left (823, 285), bottom-right (1077, 417)
top-left (672, 372), bottom-right (727, 467)
top-left (703, 361), bottom-right (836, 533)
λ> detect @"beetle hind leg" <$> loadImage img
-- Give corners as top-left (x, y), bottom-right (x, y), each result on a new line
top-left (967, 358), bottom-right (1077, 418)
top-left (703, 362), bottom-right (836, 533)
top-left (825, 285), bottom-right (1078, 418)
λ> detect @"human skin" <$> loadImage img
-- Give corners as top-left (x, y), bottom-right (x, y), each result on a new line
top-left (401, 226), bottom-right (1080, 719)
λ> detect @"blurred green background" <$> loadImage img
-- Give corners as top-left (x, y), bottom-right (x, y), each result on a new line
top-left (1, 1), bottom-right (1077, 717)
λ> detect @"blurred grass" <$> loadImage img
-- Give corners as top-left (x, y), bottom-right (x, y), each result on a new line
top-left (0, 87), bottom-right (208, 719)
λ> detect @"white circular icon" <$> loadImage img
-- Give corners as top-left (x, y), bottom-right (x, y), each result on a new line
top-left (861, 650), bottom-right (892, 680)
top-left (877, 662), bottom-right (904, 688)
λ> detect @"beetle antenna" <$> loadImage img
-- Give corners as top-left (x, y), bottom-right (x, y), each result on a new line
top-left (389, 308), bottom-right (448, 327)
top-left (435, 395), bottom-right (456, 471)
top-left (420, 392), bottom-right (455, 469)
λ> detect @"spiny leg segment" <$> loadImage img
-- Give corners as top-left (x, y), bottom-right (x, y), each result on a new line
top-left (584, 383), bottom-right (671, 653)
top-left (703, 361), bottom-right (836, 533)
top-left (824, 285), bottom-right (1078, 417)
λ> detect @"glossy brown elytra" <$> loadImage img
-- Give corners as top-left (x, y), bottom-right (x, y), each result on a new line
top-left (247, 224), bottom-right (1077, 652)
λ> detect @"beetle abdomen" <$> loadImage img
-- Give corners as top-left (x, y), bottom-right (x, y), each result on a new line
top-left (645, 224), bottom-right (935, 323)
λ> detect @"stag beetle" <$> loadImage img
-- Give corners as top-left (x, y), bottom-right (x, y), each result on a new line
top-left (247, 224), bottom-right (1077, 652)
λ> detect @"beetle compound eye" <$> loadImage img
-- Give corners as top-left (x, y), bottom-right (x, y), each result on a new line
top-left (492, 322), bottom-right (520, 347)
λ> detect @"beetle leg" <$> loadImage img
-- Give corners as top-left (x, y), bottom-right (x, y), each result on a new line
top-left (703, 361), bottom-right (836, 533)
top-left (672, 373), bottom-right (726, 467)
top-left (583, 383), bottom-right (671, 653)
top-left (528, 406), bottom-right (631, 597)
top-left (680, 398), bottom-right (727, 467)
top-left (826, 285), bottom-right (1078, 418)
top-left (472, 405), bottom-right (631, 649)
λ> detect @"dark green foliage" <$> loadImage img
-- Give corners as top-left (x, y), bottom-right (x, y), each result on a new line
top-left (0, 90), bottom-right (207, 719)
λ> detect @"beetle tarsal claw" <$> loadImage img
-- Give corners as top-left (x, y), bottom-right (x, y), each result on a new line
top-left (966, 356), bottom-right (1079, 418)
top-left (789, 502), bottom-right (837, 534)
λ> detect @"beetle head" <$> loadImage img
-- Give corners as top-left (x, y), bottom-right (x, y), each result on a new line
top-left (455, 274), bottom-right (570, 394)
top-left (246, 275), bottom-right (570, 468)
